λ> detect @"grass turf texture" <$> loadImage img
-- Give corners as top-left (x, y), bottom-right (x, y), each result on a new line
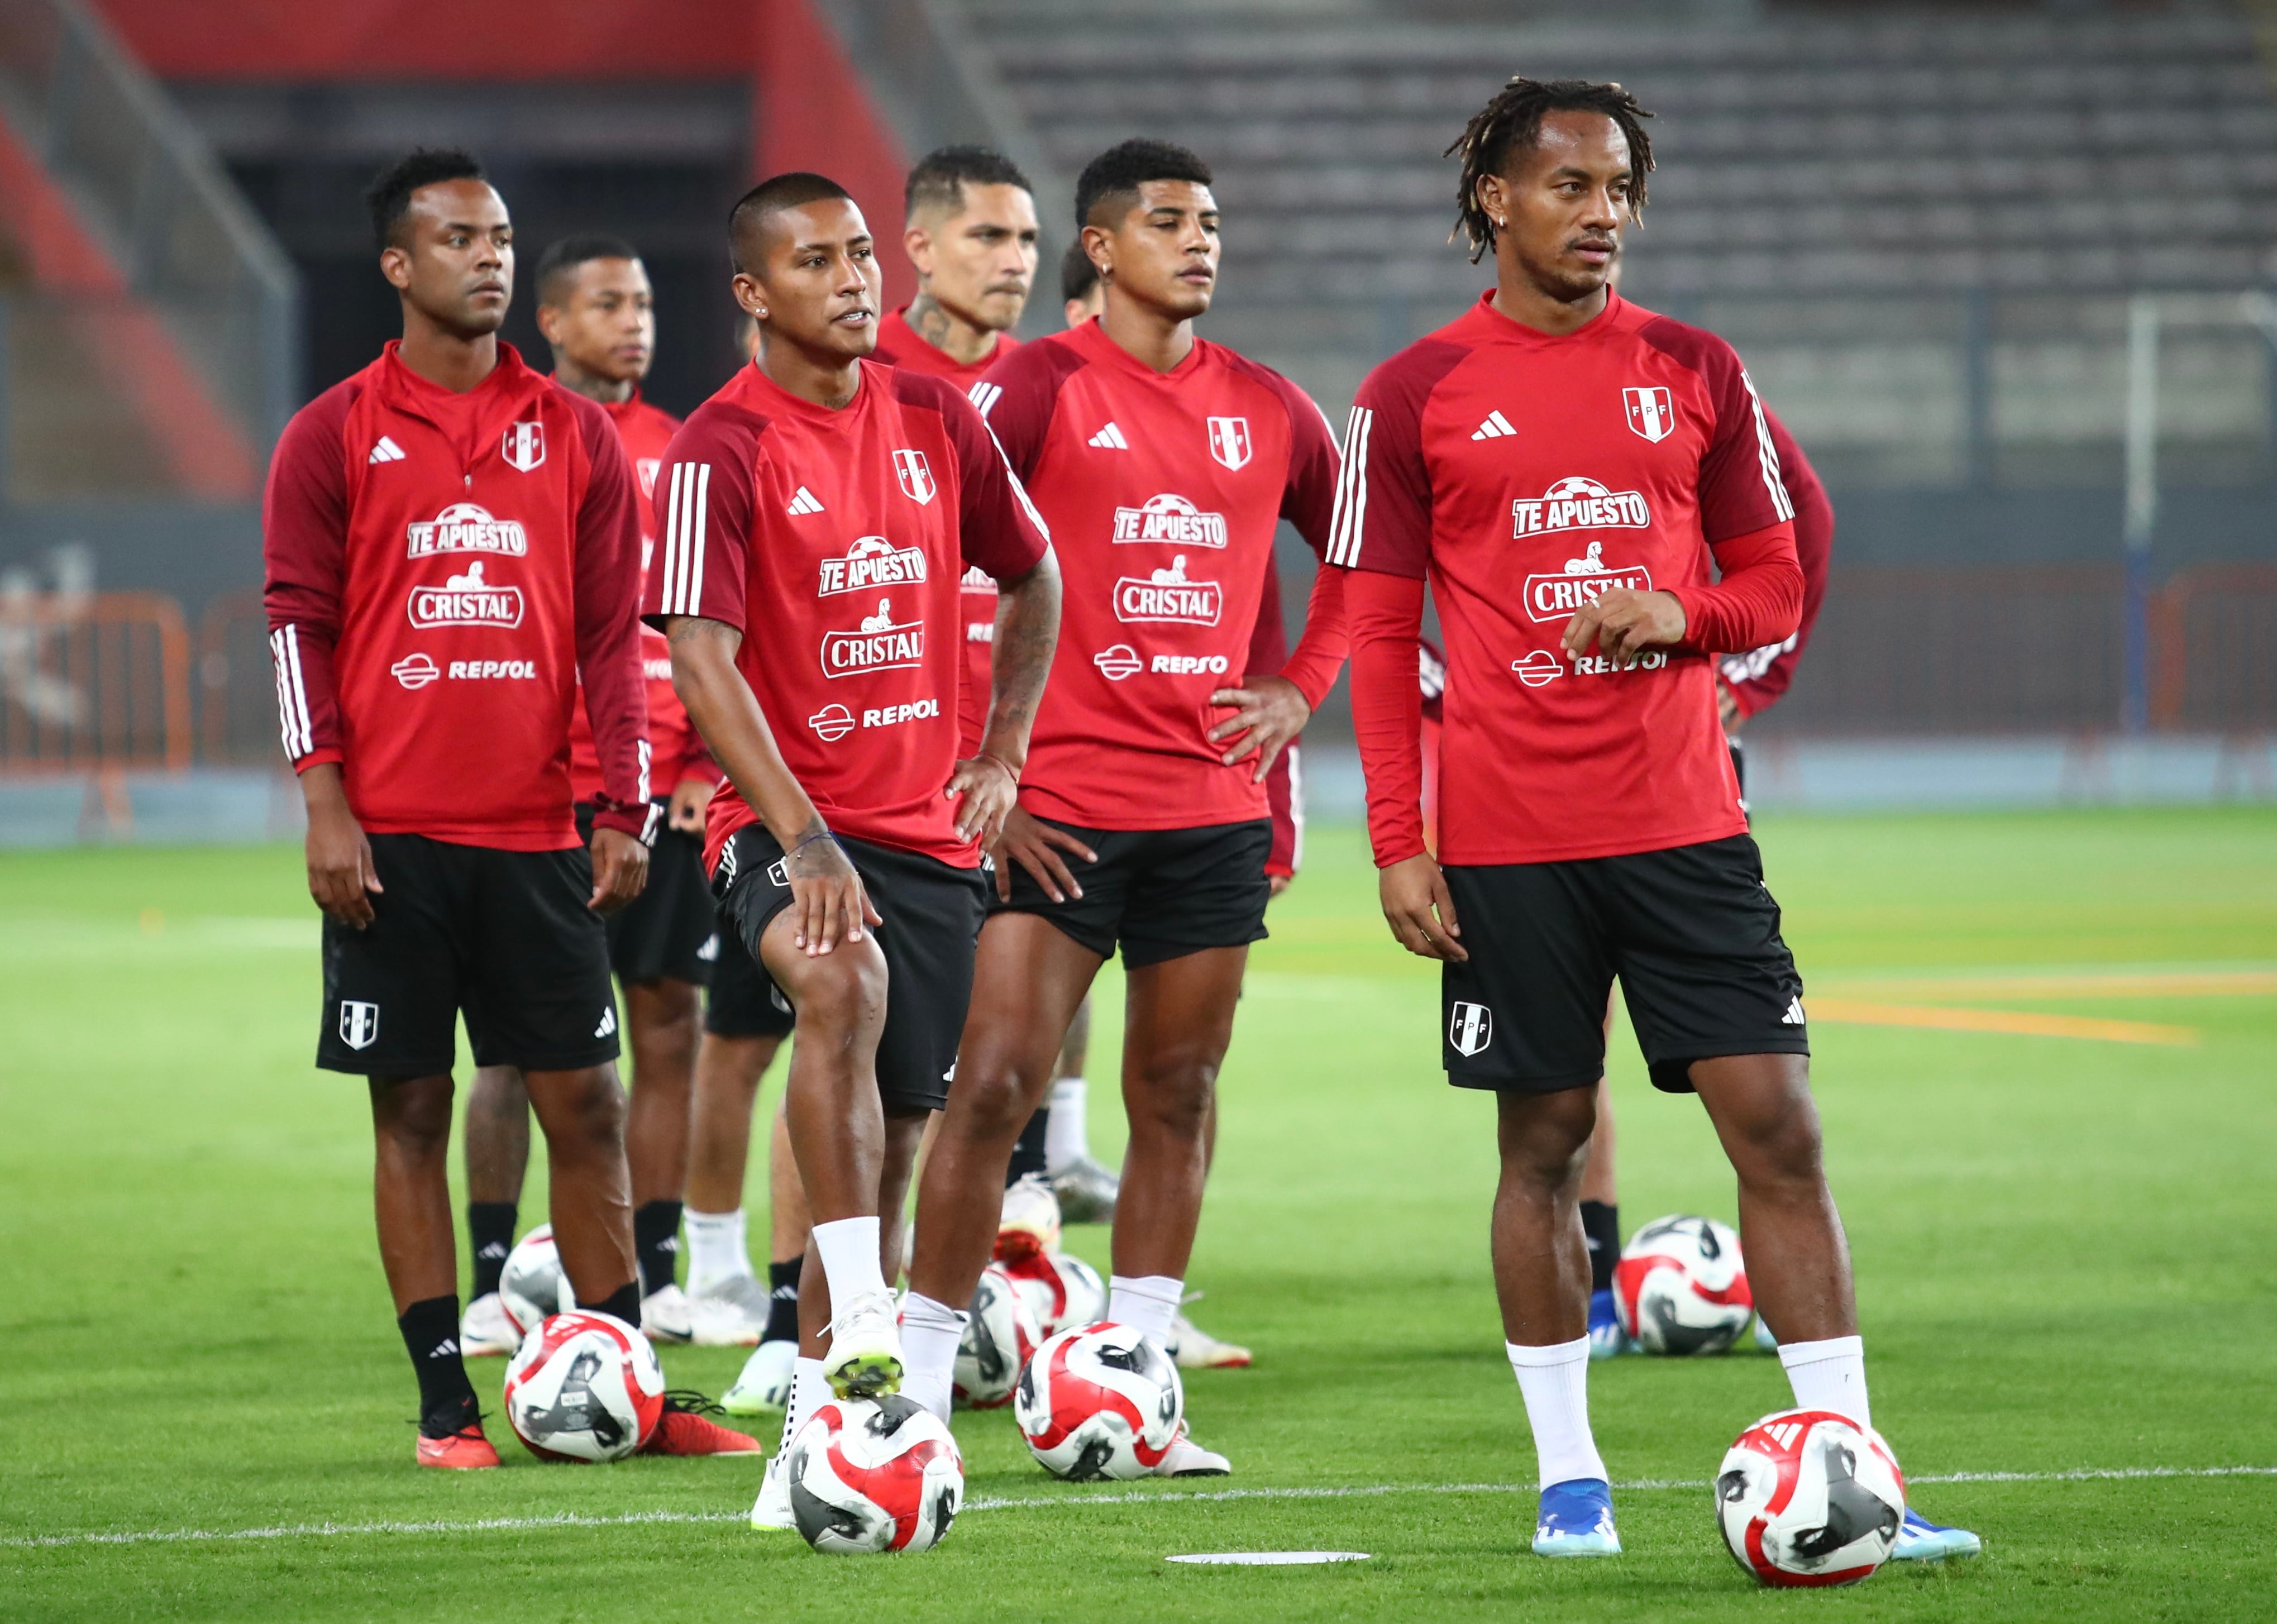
top-left (3, 807), bottom-right (2274, 1621)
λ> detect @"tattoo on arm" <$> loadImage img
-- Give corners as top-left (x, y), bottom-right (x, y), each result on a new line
top-left (985, 556), bottom-right (1062, 756)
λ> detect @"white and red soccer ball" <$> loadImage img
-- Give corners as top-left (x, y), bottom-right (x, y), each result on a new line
top-left (1015, 1320), bottom-right (1182, 1480)
top-left (498, 1224), bottom-right (572, 1342)
top-left (998, 1249), bottom-right (1106, 1340)
top-left (502, 1310), bottom-right (665, 1462)
top-left (1614, 1214), bottom-right (1755, 1355)
top-left (954, 1263), bottom-right (1043, 1410)
top-left (1716, 1408), bottom-right (1907, 1586)
top-left (784, 1394), bottom-right (963, 1554)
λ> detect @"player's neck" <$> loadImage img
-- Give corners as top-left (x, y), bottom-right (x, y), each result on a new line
top-left (755, 333), bottom-right (863, 411)
top-left (1096, 288), bottom-right (1194, 375)
top-left (1490, 257), bottom-right (1611, 338)
top-left (548, 355), bottom-right (636, 405)
top-left (905, 289), bottom-right (1001, 368)
top-left (395, 311), bottom-right (501, 394)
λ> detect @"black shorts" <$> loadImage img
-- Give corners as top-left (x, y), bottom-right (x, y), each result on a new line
top-left (1440, 833), bottom-right (1808, 1096)
top-left (317, 834), bottom-right (619, 1077)
top-left (987, 816), bottom-right (1271, 968)
top-left (712, 827), bottom-right (986, 1112)
top-left (576, 803), bottom-right (715, 987)
top-left (703, 906), bottom-right (796, 1040)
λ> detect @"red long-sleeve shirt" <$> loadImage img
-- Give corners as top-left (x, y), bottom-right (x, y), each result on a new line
top-left (264, 341), bottom-right (652, 848)
top-left (1719, 412), bottom-right (1833, 718)
top-left (1332, 292), bottom-right (1801, 868)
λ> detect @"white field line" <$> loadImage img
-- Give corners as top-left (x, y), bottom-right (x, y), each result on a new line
top-left (8, 1465), bottom-right (2273, 1551)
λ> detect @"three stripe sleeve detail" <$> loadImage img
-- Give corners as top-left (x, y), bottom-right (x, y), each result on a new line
top-left (658, 461), bottom-right (712, 616)
top-left (1325, 404), bottom-right (1374, 567)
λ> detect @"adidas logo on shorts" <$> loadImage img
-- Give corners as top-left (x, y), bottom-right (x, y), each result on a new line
top-left (595, 1006), bottom-right (618, 1039)
top-left (1782, 997), bottom-right (1807, 1026)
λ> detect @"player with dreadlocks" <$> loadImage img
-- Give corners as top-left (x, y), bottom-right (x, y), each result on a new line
top-left (1330, 76), bottom-right (1979, 1560)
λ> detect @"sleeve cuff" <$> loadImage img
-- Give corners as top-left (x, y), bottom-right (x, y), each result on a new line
top-left (292, 749), bottom-right (343, 773)
top-left (589, 799), bottom-right (658, 844)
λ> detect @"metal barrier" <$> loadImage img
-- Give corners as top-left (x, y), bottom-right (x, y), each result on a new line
top-left (194, 586), bottom-right (275, 767)
top-left (2150, 566), bottom-right (2277, 733)
top-left (0, 588), bottom-right (190, 772)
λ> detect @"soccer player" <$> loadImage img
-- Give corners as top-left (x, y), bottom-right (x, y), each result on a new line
top-left (262, 149), bottom-right (746, 1468)
top-left (647, 171), bottom-right (1058, 1529)
top-left (456, 233), bottom-right (760, 1355)
top-left (894, 139), bottom-right (1346, 1465)
top-left (1334, 76), bottom-right (1974, 1558)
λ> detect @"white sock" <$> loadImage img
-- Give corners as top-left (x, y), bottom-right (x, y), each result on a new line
top-left (780, 1356), bottom-right (828, 1452)
top-left (900, 1291), bottom-right (967, 1422)
top-left (1045, 1077), bottom-right (1090, 1172)
top-left (810, 1215), bottom-right (887, 1308)
top-left (682, 1207), bottom-right (750, 1297)
top-left (1507, 1336), bottom-right (1608, 1488)
top-left (1108, 1274), bottom-right (1183, 1346)
top-left (1780, 1335), bottom-right (1870, 1430)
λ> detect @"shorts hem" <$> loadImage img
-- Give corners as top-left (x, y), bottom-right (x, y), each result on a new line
top-left (988, 901), bottom-right (1114, 961)
top-left (316, 1054), bottom-right (456, 1078)
top-left (1120, 926), bottom-right (1268, 969)
top-left (1644, 1038), bottom-right (1812, 1095)
top-left (1445, 1066), bottom-right (1603, 1096)
top-left (469, 1041), bottom-right (622, 1074)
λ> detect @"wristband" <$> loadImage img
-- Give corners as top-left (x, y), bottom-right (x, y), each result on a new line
top-left (786, 829), bottom-right (839, 861)
top-left (975, 751), bottom-right (1021, 786)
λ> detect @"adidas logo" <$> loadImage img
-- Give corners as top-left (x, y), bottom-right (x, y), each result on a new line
top-left (787, 486), bottom-right (825, 515)
top-left (476, 1241), bottom-right (508, 1260)
top-left (595, 1006), bottom-right (618, 1039)
top-left (968, 381), bottom-right (1002, 417)
top-left (369, 435), bottom-right (406, 464)
top-left (1782, 997), bottom-right (1807, 1026)
top-left (1471, 410), bottom-right (1517, 442)
top-left (428, 1338), bottom-right (460, 1358)
top-left (772, 1283), bottom-right (799, 1303)
top-left (1087, 422), bottom-right (1129, 450)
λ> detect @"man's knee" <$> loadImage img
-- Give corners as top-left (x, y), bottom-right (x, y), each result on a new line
top-left (532, 1065), bottom-right (628, 1152)
top-left (1495, 1086), bottom-right (1598, 1186)
top-left (1126, 1051), bottom-right (1217, 1143)
top-left (785, 953), bottom-right (887, 1041)
top-left (371, 1074), bottom-right (455, 1157)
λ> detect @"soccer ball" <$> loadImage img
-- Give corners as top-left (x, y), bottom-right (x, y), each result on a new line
top-left (1000, 1249), bottom-right (1107, 1339)
top-left (1716, 1408), bottom-right (1906, 1586)
top-left (502, 1310), bottom-right (665, 1462)
top-left (1614, 1214), bottom-right (1755, 1355)
top-left (1015, 1320), bottom-right (1182, 1480)
top-left (498, 1224), bottom-right (572, 1341)
top-left (784, 1394), bottom-right (963, 1554)
top-left (954, 1264), bottom-right (1043, 1410)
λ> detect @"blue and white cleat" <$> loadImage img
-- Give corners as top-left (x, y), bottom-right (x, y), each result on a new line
top-left (1587, 1289), bottom-right (1634, 1360)
top-left (1753, 1313), bottom-right (1778, 1351)
top-left (1891, 1506), bottom-right (1982, 1561)
top-left (1533, 1478), bottom-right (1621, 1557)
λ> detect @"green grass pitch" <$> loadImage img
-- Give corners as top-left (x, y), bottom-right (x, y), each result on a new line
top-left (3, 808), bottom-right (2275, 1621)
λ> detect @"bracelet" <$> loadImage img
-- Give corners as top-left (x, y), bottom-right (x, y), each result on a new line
top-left (786, 829), bottom-right (839, 859)
top-left (975, 752), bottom-right (1021, 786)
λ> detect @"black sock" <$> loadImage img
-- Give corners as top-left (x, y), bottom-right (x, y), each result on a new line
top-left (467, 1202), bottom-right (517, 1299)
top-left (764, 1257), bottom-right (801, 1344)
top-left (1581, 1200), bottom-right (1621, 1295)
top-left (633, 1200), bottom-right (684, 1298)
top-left (1008, 1107), bottom-right (1051, 1184)
top-left (399, 1295), bottom-right (478, 1436)
top-left (583, 1280), bottom-right (644, 1327)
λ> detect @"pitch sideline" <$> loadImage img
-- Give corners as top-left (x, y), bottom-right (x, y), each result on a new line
top-left (9, 1465), bottom-right (2273, 1551)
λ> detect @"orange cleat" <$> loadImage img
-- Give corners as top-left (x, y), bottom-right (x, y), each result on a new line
top-left (417, 1422), bottom-right (502, 1469)
top-left (641, 1397), bottom-right (764, 1457)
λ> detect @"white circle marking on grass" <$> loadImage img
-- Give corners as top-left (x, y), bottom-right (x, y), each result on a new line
top-left (1168, 1551), bottom-right (1372, 1565)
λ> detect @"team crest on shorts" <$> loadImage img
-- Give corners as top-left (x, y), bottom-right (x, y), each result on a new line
top-left (1449, 1001), bottom-right (1493, 1057)
top-left (340, 1000), bottom-right (380, 1050)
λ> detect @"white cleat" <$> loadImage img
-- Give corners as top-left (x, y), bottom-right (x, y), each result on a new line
top-left (459, 1291), bottom-right (519, 1357)
top-left (693, 1270), bottom-right (775, 1341)
top-left (1149, 1423), bottom-right (1230, 1478)
top-left (750, 1451), bottom-right (796, 1531)
top-left (822, 1288), bottom-right (904, 1400)
top-left (996, 1173), bottom-right (1062, 1263)
top-left (723, 1339), bottom-right (799, 1416)
top-left (638, 1284), bottom-right (699, 1344)
top-left (1167, 1310), bottom-right (1252, 1370)
top-left (1754, 1314), bottom-right (1779, 1351)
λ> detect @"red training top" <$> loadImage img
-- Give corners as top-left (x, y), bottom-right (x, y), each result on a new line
top-left (1333, 291), bottom-right (1802, 868)
top-left (868, 307), bottom-right (1023, 756)
top-left (567, 390), bottom-right (717, 801)
top-left (1718, 412), bottom-right (1832, 719)
top-left (972, 317), bottom-right (1348, 831)
top-left (263, 340), bottom-right (652, 849)
top-left (642, 357), bottom-right (1051, 871)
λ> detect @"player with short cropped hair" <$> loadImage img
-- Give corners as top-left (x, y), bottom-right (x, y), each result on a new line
top-left (894, 138), bottom-right (1347, 1461)
top-left (1336, 76), bottom-right (1974, 1558)
top-left (650, 171), bottom-right (1059, 1528)
top-left (455, 233), bottom-right (764, 1358)
top-left (264, 149), bottom-right (674, 1468)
